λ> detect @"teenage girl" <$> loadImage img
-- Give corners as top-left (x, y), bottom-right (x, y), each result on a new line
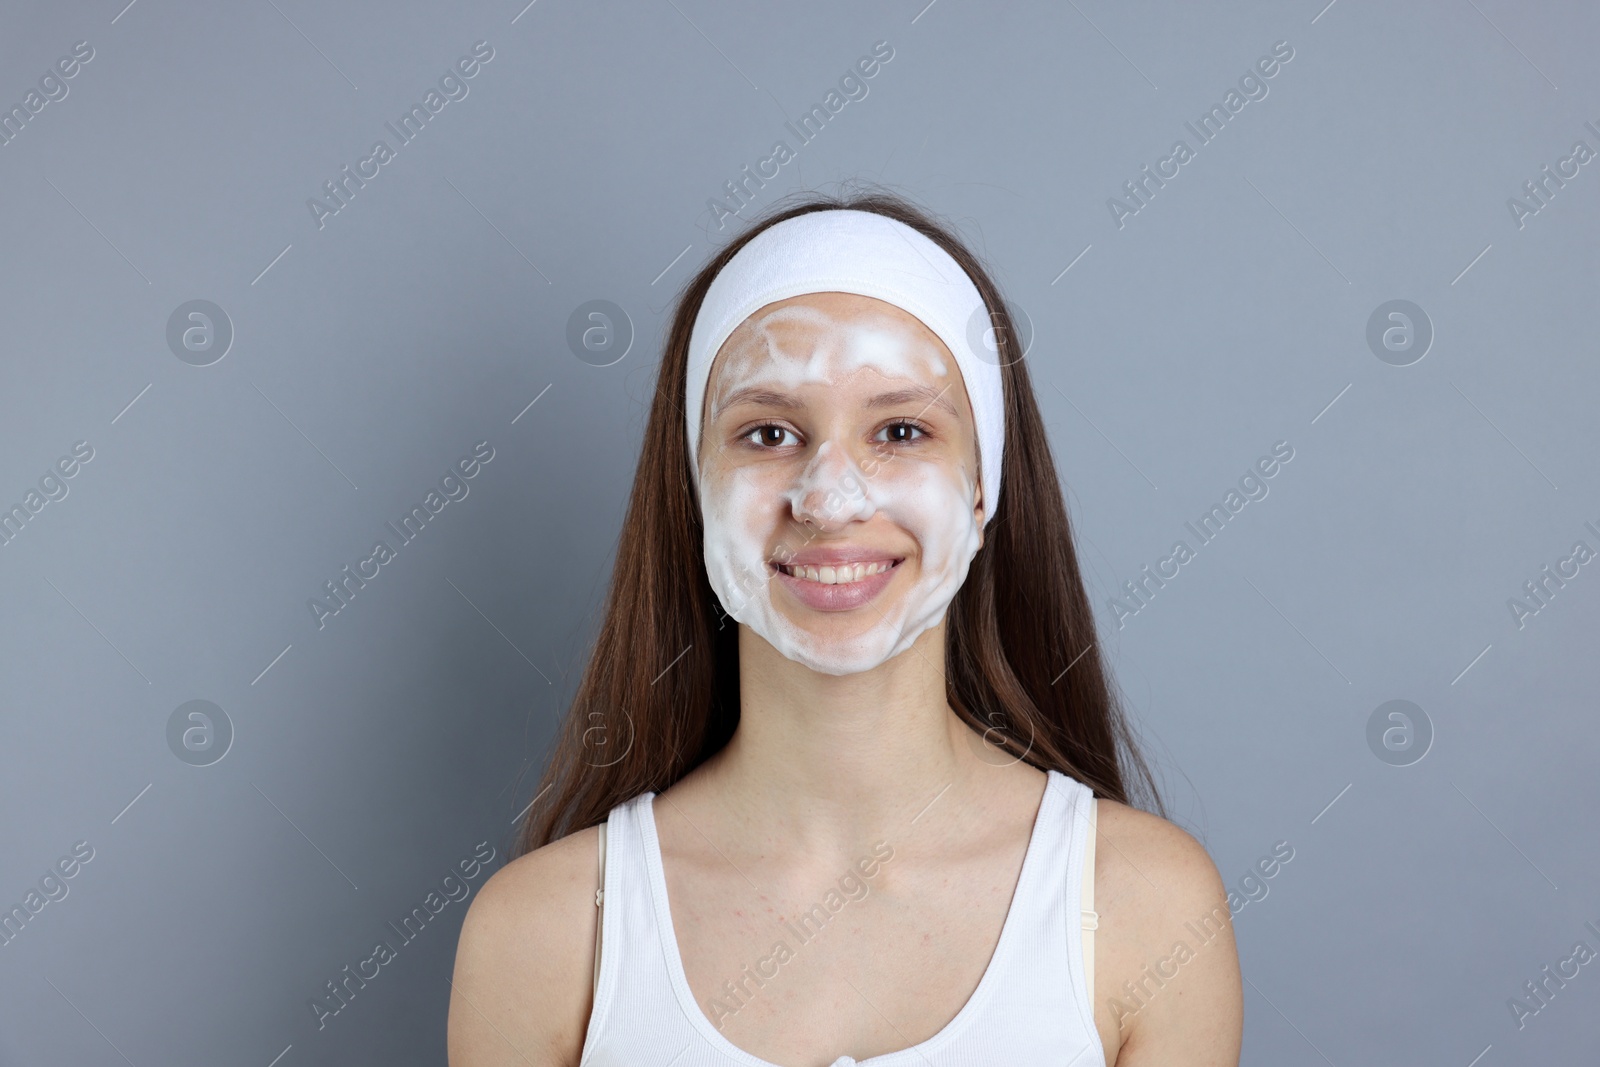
top-left (449, 191), bottom-right (1243, 1066)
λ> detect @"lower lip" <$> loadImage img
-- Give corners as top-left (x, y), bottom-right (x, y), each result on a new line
top-left (773, 562), bottom-right (900, 611)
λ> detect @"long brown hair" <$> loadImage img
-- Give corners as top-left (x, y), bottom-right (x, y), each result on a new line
top-left (512, 185), bottom-right (1161, 858)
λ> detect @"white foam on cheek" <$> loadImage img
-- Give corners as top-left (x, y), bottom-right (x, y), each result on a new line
top-left (800, 459), bottom-right (980, 675)
top-left (699, 461), bottom-right (781, 633)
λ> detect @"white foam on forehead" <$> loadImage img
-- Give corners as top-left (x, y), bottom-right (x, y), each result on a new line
top-left (710, 303), bottom-right (950, 416)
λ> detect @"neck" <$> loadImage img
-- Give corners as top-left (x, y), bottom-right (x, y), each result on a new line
top-left (697, 618), bottom-right (996, 857)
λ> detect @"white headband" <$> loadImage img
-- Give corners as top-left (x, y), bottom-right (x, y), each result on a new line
top-left (684, 208), bottom-right (1005, 525)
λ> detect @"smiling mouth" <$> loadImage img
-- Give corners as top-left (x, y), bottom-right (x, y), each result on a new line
top-left (772, 559), bottom-right (901, 585)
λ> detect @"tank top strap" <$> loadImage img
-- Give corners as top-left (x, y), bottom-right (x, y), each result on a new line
top-left (579, 791), bottom-right (679, 1066)
top-left (950, 771), bottom-right (1089, 1048)
top-left (1047, 770), bottom-right (1103, 1057)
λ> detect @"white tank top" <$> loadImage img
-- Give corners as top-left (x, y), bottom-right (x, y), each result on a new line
top-left (579, 769), bottom-right (1106, 1067)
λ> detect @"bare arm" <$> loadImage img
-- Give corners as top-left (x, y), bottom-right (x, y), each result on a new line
top-left (1093, 802), bottom-right (1244, 1067)
top-left (448, 827), bottom-right (600, 1067)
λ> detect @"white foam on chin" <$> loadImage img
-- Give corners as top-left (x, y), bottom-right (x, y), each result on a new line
top-left (699, 307), bottom-right (981, 676)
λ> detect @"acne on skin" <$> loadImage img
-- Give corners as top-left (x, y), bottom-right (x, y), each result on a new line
top-left (696, 301), bottom-right (984, 676)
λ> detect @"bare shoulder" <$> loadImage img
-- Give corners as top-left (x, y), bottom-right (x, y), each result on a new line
top-left (447, 825), bottom-right (600, 1067)
top-left (1094, 800), bottom-right (1227, 906)
top-left (1092, 800), bottom-right (1243, 1067)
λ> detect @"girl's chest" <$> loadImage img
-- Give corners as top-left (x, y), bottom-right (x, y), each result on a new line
top-left (665, 862), bottom-right (1017, 1065)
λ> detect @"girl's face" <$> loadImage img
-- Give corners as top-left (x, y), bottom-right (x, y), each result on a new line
top-left (696, 291), bottom-right (986, 676)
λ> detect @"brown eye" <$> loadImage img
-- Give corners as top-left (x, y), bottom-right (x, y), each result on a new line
top-left (875, 421), bottom-right (925, 444)
top-left (746, 425), bottom-right (799, 447)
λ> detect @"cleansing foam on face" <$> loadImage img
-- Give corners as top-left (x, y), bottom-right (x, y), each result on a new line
top-left (698, 301), bottom-right (983, 676)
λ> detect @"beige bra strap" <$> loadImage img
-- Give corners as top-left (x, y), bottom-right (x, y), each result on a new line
top-left (593, 821), bottom-right (607, 1000)
top-left (1081, 795), bottom-right (1098, 1006)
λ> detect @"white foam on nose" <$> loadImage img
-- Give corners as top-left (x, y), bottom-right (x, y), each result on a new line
top-left (784, 440), bottom-right (878, 528)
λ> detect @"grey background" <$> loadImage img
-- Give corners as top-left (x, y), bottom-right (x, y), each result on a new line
top-left (1, 0), bottom-right (1595, 1064)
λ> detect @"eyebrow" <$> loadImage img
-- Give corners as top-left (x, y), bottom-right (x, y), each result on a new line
top-left (866, 384), bottom-right (958, 418)
top-left (717, 387), bottom-right (804, 411)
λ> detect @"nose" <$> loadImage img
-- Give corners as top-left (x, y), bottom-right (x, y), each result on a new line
top-left (786, 440), bottom-right (876, 531)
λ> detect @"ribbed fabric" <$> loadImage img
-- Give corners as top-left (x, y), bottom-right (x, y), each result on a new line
top-left (579, 770), bottom-right (1106, 1067)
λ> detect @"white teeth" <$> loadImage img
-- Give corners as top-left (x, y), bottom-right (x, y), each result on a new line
top-left (778, 560), bottom-right (894, 584)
